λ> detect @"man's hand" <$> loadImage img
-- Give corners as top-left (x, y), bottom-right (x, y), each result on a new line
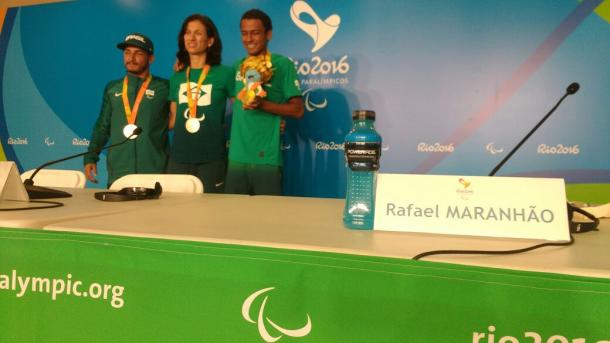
top-left (242, 96), bottom-right (262, 110)
top-left (173, 58), bottom-right (184, 73)
top-left (84, 163), bottom-right (98, 183)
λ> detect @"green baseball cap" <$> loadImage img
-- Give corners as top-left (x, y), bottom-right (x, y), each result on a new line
top-left (117, 33), bottom-right (154, 54)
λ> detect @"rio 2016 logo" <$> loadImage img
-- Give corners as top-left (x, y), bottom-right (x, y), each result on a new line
top-left (290, 0), bottom-right (340, 53)
top-left (242, 287), bottom-right (312, 342)
top-left (289, 1), bottom-right (350, 112)
top-left (458, 178), bottom-right (471, 189)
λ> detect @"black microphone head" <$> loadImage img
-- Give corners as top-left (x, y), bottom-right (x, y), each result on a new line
top-left (133, 127), bottom-right (143, 135)
top-left (566, 82), bottom-right (579, 95)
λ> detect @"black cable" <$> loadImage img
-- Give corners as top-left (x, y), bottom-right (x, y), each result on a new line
top-left (413, 234), bottom-right (575, 260)
top-left (413, 201), bottom-right (600, 260)
top-left (0, 200), bottom-right (64, 211)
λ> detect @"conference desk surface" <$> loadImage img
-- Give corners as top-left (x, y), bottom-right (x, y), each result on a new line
top-left (41, 192), bottom-right (610, 279)
top-left (0, 188), bottom-right (197, 228)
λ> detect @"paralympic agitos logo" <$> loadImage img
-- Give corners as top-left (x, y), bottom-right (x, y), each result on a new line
top-left (242, 287), bottom-right (312, 342)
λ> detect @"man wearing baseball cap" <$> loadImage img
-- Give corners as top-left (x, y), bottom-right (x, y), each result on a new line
top-left (84, 33), bottom-right (170, 186)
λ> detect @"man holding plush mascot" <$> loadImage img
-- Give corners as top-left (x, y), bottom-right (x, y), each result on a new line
top-left (225, 9), bottom-right (304, 195)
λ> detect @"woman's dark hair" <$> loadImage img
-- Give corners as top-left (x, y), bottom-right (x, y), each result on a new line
top-left (176, 14), bottom-right (222, 70)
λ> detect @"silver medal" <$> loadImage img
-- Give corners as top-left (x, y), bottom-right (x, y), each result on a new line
top-left (122, 124), bottom-right (139, 139)
top-left (185, 118), bottom-right (201, 133)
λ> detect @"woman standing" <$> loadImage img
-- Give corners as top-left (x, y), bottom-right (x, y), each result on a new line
top-left (168, 14), bottom-right (234, 193)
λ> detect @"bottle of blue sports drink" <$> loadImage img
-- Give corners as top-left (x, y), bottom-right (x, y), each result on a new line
top-left (343, 110), bottom-right (382, 230)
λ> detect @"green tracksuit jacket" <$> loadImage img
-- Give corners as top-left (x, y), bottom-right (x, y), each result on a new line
top-left (84, 74), bottom-right (169, 185)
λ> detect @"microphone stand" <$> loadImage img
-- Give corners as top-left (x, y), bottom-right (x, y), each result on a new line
top-left (489, 84), bottom-right (578, 176)
top-left (485, 82), bottom-right (597, 233)
top-left (413, 83), bottom-right (593, 259)
top-left (23, 129), bottom-right (142, 199)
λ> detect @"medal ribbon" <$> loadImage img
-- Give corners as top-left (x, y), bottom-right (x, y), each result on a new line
top-left (122, 74), bottom-right (152, 125)
top-left (264, 50), bottom-right (271, 68)
top-left (186, 65), bottom-right (210, 119)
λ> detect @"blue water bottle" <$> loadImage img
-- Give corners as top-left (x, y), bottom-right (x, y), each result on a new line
top-left (343, 110), bottom-right (382, 230)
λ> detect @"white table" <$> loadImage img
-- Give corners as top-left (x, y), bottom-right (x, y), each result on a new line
top-left (0, 188), bottom-right (199, 228)
top-left (3, 191), bottom-right (609, 342)
top-left (42, 192), bottom-right (610, 278)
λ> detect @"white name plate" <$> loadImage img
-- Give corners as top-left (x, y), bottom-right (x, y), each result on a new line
top-left (0, 161), bottom-right (29, 202)
top-left (373, 174), bottom-right (570, 241)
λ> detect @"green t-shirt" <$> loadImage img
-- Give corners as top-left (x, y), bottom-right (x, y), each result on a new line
top-left (169, 65), bottom-right (234, 164)
top-left (229, 53), bottom-right (302, 166)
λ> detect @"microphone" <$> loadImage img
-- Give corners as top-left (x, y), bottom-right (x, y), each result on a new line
top-left (488, 83), bottom-right (579, 176)
top-left (23, 127), bottom-right (143, 199)
top-left (566, 82), bottom-right (579, 95)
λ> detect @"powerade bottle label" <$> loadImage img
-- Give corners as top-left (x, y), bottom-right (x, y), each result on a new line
top-left (345, 142), bottom-right (381, 171)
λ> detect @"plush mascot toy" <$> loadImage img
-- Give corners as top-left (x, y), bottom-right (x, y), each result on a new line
top-left (237, 69), bottom-right (267, 105)
top-left (237, 52), bottom-right (273, 107)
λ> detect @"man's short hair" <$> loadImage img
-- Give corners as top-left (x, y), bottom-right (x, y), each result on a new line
top-left (241, 9), bottom-right (272, 32)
